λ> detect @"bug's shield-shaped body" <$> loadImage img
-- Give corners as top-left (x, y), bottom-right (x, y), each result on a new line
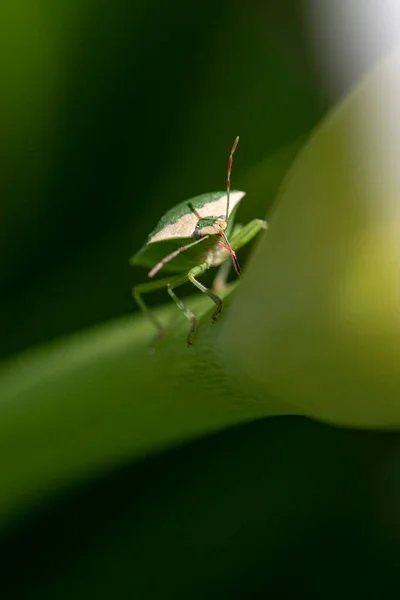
top-left (130, 190), bottom-right (245, 273)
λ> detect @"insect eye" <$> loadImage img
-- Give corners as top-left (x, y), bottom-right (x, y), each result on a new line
top-left (193, 228), bottom-right (201, 240)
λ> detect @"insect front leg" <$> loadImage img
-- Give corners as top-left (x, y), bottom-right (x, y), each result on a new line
top-left (188, 263), bottom-right (223, 324)
top-left (168, 261), bottom-right (224, 345)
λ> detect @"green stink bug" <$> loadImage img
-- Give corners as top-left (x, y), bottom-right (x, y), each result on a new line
top-left (130, 137), bottom-right (267, 346)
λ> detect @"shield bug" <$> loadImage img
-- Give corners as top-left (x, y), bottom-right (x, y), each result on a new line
top-left (130, 137), bottom-right (267, 347)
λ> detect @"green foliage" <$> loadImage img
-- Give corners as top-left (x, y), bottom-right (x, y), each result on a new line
top-left (224, 48), bottom-right (400, 428)
top-left (2, 43), bottom-right (400, 521)
top-left (2, 2), bottom-right (400, 598)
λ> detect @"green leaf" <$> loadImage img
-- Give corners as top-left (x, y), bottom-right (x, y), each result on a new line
top-left (3, 47), bottom-right (400, 527)
top-left (223, 47), bottom-right (400, 429)
top-left (0, 288), bottom-right (294, 525)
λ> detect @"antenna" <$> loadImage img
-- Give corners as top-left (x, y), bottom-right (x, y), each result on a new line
top-left (218, 233), bottom-right (241, 276)
top-left (225, 136), bottom-right (239, 220)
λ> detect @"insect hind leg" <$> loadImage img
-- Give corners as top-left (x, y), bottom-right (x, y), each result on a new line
top-left (132, 276), bottom-right (175, 350)
top-left (167, 283), bottom-right (197, 345)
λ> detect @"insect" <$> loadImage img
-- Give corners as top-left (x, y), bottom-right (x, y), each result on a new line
top-left (130, 137), bottom-right (267, 346)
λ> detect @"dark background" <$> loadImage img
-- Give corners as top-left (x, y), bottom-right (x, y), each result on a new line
top-left (0, 0), bottom-right (323, 359)
top-left (3, 417), bottom-right (400, 598)
top-left (2, 2), bottom-right (399, 598)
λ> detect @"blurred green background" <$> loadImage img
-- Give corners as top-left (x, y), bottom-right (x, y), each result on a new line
top-left (0, 0), bottom-right (322, 358)
top-left (2, 1), bottom-right (400, 598)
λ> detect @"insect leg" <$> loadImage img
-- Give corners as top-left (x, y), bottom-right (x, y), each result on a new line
top-left (148, 236), bottom-right (209, 278)
top-left (167, 283), bottom-right (198, 346)
top-left (168, 261), bottom-right (220, 345)
top-left (188, 263), bottom-right (223, 324)
top-left (133, 276), bottom-right (177, 344)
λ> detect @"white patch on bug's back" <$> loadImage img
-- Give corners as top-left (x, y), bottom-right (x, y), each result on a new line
top-left (148, 191), bottom-right (245, 244)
